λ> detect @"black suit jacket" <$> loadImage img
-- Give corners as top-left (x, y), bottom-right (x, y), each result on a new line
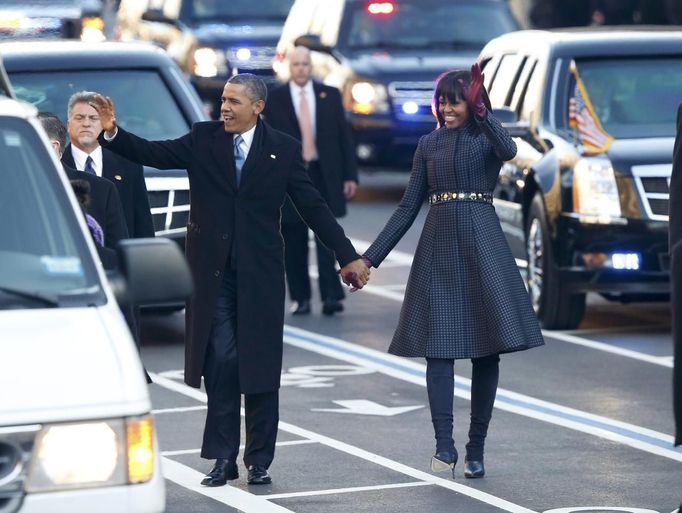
top-left (62, 144), bottom-right (155, 239)
top-left (670, 103), bottom-right (682, 445)
top-left (264, 81), bottom-right (357, 220)
top-left (62, 164), bottom-right (129, 250)
top-left (99, 119), bottom-right (359, 393)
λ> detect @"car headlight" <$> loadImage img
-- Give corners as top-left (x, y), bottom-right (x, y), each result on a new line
top-left (26, 416), bottom-right (155, 492)
top-left (572, 158), bottom-right (621, 222)
top-left (193, 47), bottom-right (228, 78)
top-left (80, 17), bottom-right (105, 43)
top-left (345, 79), bottom-right (389, 115)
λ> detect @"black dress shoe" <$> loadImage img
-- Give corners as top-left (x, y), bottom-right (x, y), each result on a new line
top-left (200, 459), bottom-right (238, 486)
top-left (322, 299), bottom-right (344, 316)
top-left (247, 464), bottom-right (272, 485)
top-left (464, 459), bottom-right (485, 478)
top-left (290, 300), bottom-right (311, 315)
top-left (431, 450), bottom-right (458, 478)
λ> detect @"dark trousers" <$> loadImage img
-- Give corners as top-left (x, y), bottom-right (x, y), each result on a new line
top-left (426, 354), bottom-right (500, 461)
top-left (200, 270), bottom-right (279, 468)
top-left (281, 161), bottom-right (344, 303)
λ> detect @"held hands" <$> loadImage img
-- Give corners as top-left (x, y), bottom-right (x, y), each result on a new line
top-left (89, 94), bottom-right (117, 137)
top-left (339, 258), bottom-right (371, 291)
top-left (459, 62), bottom-right (487, 121)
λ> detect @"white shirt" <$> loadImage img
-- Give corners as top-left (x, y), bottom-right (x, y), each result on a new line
top-left (289, 80), bottom-right (316, 135)
top-left (71, 145), bottom-right (103, 177)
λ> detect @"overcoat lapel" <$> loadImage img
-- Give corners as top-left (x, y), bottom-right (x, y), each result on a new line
top-left (283, 87), bottom-right (301, 138)
top-left (210, 126), bottom-right (237, 191)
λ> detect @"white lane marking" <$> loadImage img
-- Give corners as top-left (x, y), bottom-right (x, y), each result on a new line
top-left (311, 399), bottom-right (423, 416)
top-left (543, 330), bottom-right (673, 368)
top-left (162, 440), bottom-right (317, 457)
top-left (283, 326), bottom-right (682, 462)
top-left (162, 457), bottom-right (295, 513)
top-left (263, 480), bottom-right (432, 500)
top-left (153, 405), bottom-right (206, 414)
top-left (348, 237), bottom-right (674, 367)
top-left (150, 373), bottom-right (538, 513)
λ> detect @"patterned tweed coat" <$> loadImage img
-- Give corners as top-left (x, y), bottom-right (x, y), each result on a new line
top-left (365, 114), bottom-right (545, 359)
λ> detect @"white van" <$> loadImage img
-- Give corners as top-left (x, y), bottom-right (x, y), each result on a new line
top-left (0, 98), bottom-right (191, 511)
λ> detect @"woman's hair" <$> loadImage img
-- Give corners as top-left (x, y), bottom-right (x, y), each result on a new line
top-left (431, 68), bottom-right (492, 127)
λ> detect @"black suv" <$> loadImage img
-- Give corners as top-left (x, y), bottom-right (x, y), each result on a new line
top-left (478, 28), bottom-right (682, 329)
top-left (1, 40), bottom-right (208, 245)
top-left (274, 0), bottom-right (519, 168)
top-left (116, 0), bottom-right (294, 118)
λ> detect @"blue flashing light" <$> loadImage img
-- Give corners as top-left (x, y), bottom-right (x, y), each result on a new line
top-left (402, 101), bottom-right (418, 115)
top-left (610, 253), bottom-right (640, 271)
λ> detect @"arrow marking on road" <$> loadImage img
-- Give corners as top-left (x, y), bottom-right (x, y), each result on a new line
top-left (312, 399), bottom-right (423, 416)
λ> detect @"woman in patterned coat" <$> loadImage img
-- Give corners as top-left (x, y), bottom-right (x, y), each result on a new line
top-left (362, 63), bottom-right (545, 478)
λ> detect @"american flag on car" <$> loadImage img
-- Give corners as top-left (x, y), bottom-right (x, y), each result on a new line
top-left (568, 61), bottom-right (613, 154)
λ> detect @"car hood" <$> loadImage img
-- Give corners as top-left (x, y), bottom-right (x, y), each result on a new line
top-left (192, 21), bottom-right (282, 46)
top-left (607, 137), bottom-right (674, 175)
top-left (0, 308), bottom-right (150, 427)
top-left (347, 50), bottom-right (477, 81)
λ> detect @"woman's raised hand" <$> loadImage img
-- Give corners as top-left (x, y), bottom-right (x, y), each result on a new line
top-left (460, 62), bottom-right (487, 120)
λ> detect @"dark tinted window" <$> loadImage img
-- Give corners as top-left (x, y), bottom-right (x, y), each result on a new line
top-left (569, 58), bottom-right (682, 138)
top-left (10, 70), bottom-right (189, 140)
top-left (0, 117), bottom-right (102, 308)
top-left (341, 0), bottom-right (517, 50)
top-left (183, 0), bottom-right (294, 20)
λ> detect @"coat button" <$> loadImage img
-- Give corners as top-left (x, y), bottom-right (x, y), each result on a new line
top-left (214, 270), bottom-right (220, 277)
top-left (222, 234), bottom-right (228, 240)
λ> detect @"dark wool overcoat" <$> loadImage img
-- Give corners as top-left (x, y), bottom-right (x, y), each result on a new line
top-left (100, 120), bottom-right (358, 392)
top-left (365, 114), bottom-right (545, 359)
top-left (669, 102), bottom-right (682, 445)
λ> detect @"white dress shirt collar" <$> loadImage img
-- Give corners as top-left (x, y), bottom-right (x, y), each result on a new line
top-left (71, 145), bottom-right (103, 177)
top-left (235, 123), bottom-right (257, 157)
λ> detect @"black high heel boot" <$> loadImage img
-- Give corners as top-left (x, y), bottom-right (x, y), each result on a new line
top-left (464, 458), bottom-right (485, 478)
top-left (431, 449), bottom-right (458, 477)
top-left (426, 358), bottom-right (457, 477)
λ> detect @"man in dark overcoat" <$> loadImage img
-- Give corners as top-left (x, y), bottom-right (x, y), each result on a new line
top-left (264, 46), bottom-right (358, 316)
top-left (669, 102), bottom-right (682, 448)
top-left (91, 74), bottom-right (369, 486)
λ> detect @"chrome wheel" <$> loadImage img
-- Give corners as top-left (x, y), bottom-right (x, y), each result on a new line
top-left (526, 217), bottom-right (544, 313)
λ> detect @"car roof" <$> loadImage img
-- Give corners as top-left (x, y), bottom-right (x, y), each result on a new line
top-left (0, 41), bottom-right (174, 72)
top-left (482, 26), bottom-right (682, 59)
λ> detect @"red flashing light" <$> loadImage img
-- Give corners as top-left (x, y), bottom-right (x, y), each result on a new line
top-left (367, 2), bottom-right (395, 15)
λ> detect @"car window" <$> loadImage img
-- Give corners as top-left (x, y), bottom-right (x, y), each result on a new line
top-left (568, 58), bottom-right (682, 138)
top-left (0, 116), bottom-right (103, 309)
top-left (9, 70), bottom-right (190, 140)
top-left (181, 0), bottom-right (294, 20)
top-left (487, 53), bottom-right (524, 107)
top-left (340, 0), bottom-right (517, 51)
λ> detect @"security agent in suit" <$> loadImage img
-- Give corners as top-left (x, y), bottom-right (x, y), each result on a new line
top-left (669, 102), bottom-right (682, 448)
top-left (264, 46), bottom-right (359, 316)
top-left (90, 74), bottom-right (370, 486)
top-left (37, 112), bottom-right (128, 268)
top-left (62, 90), bottom-right (155, 240)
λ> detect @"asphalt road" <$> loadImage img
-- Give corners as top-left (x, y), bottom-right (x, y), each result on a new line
top-left (140, 170), bottom-right (682, 513)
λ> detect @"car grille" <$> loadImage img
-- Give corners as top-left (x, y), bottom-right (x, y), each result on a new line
top-left (0, 426), bottom-right (40, 513)
top-left (631, 164), bottom-right (672, 221)
top-left (229, 46), bottom-right (276, 71)
top-left (388, 81), bottom-right (435, 123)
top-left (145, 177), bottom-right (191, 238)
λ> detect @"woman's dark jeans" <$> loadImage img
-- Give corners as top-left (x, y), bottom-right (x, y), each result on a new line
top-left (426, 354), bottom-right (500, 461)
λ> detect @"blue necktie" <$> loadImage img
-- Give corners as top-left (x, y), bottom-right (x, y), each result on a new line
top-left (84, 156), bottom-right (96, 175)
top-left (234, 134), bottom-right (246, 186)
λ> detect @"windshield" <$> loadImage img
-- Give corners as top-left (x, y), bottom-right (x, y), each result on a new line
top-left (9, 70), bottom-right (190, 140)
top-left (0, 117), bottom-right (103, 309)
top-left (570, 58), bottom-right (682, 139)
top-left (341, 0), bottom-right (517, 51)
top-left (183, 0), bottom-right (293, 21)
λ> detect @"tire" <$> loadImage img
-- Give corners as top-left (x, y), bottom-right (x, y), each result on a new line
top-left (526, 194), bottom-right (586, 330)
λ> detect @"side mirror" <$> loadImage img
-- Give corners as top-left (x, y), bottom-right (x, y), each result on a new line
top-left (493, 107), bottom-right (531, 138)
top-left (141, 9), bottom-right (178, 26)
top-left (294, 34), bottom-right (335, 56)
top-left (109, 238), bottom-right (192, 306)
